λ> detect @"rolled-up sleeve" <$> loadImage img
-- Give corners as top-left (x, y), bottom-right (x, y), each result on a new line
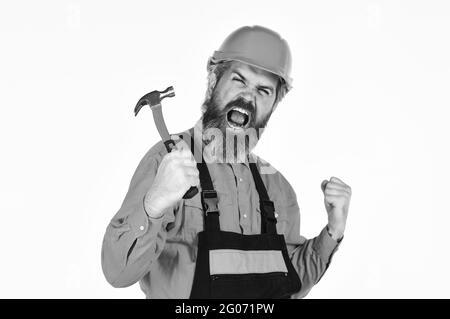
top-left (288, 225), bottom-right (341, 299)
top-left (275, 173), bottom-right (341, 299)
top-left (101, 144), bottom-right (176, 288)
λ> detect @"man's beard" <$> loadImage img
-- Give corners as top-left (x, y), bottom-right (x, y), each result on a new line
top-left (201, 93), bottom-right (273, 163)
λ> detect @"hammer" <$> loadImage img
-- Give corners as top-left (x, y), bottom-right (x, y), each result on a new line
top-left (134, 86), bottom-right (199, 199)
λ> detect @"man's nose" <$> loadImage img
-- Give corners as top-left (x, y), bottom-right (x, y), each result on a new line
top-left (239, 90), bottom-right (257, 107)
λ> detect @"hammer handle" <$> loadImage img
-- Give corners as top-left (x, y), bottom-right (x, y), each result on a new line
top-left (183, 186), bottom-right (199, 199)
top-left (164, 139), bottom-right (199, 199)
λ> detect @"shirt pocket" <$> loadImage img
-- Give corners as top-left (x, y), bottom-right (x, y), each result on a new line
top-left (273, 200), bottom-right (290, 235)
top-left (253, 198), bottom-right (288, 235)
top-left (214, 184), bottom-right (234, 207)
top-left (182, 187), bottom-right (233, 231)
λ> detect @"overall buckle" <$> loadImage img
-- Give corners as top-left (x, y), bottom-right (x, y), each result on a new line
top-left (201, 190), bottom-right (220, 215)
top-left (261, 200), bottom-right (276, 223)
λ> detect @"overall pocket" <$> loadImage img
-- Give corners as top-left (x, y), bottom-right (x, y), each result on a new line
top-left (210, 272), bottom-right (290, 299)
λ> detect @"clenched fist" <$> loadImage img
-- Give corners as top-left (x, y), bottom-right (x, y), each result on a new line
top-left (144, 137), bottom-right (200, 218)
top-left (321, 176), bottom-right (352, 240)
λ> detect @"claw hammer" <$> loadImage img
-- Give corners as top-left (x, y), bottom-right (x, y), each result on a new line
top-left (134, 86), bottom-right (199, 199)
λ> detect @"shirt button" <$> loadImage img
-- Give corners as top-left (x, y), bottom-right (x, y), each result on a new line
top-left (243, 214), bottom-right (247, 218)
top-left (239, 178), bottom-right (243, 182)
top-left (275, 213), bottom-right (279, 218)
top-left (139, 226), bottom-right (145, 231)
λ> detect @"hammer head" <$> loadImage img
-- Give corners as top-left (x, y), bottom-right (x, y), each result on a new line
top-left (134, 86), bottom-right (175, 116)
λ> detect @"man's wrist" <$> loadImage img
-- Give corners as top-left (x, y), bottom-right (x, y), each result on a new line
top-left (326, 224), bottom-right (344, 242)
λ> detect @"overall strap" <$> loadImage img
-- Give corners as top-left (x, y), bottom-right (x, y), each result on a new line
top-left (249, 162), bottom-right (277, 235)
top-left (197, 161), bottom-right (221, 232)
top-left (181, 133), bottom-right (221, 232)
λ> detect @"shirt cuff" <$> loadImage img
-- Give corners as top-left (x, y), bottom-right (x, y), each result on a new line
top-left (126, 200), bottom-right (165, 238)
top-left (312, 226), bottom-right (342, 263)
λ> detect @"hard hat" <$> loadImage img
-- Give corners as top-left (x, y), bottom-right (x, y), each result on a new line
top-left (208, 25), bottom-right (293, 91)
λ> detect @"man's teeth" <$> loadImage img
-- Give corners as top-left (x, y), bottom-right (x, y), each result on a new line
top-left (233, 107), bottom-right (249, 115)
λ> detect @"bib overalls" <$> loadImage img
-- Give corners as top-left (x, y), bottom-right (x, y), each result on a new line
top-left (189, 156), bottom-right (302, 299)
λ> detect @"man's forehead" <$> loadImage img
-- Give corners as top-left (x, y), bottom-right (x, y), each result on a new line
top-left (227, 61), bottom-right (279, 85)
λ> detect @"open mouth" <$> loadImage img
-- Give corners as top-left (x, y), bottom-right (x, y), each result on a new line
top-left (226, 107), bottom-right (251, 129)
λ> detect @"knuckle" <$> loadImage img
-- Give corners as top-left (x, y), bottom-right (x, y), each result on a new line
top-left (179, 148), bottom-right (190, 156)
top-left (168, 156), bottom-right (180, 165)
top-left (168, 150), bottom-right (180, 160)
top-left (176, 139), bottom-right (188, 147)
top-left (164, 151), bottom-right (174, 159)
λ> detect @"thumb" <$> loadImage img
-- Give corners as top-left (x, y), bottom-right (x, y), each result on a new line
top-left (321, 180), bottom-right (329, 193)
top-left (170, 135), bottom-right (190, 153)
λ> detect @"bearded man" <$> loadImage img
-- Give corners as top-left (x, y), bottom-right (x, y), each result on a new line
top-left (101, 25), bottom-right (352, 299)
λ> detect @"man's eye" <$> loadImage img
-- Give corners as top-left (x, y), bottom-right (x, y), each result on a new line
top-left (258, 88), bottom-right (270, 95)
top-left (233, 77), bottom-right (245, 84)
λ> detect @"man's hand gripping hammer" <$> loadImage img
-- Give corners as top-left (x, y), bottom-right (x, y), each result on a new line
top-left (134, 86), bottom-right (199, 199)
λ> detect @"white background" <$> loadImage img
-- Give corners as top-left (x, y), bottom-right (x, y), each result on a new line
top-left (0, 0), bottom-right (449, 298)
